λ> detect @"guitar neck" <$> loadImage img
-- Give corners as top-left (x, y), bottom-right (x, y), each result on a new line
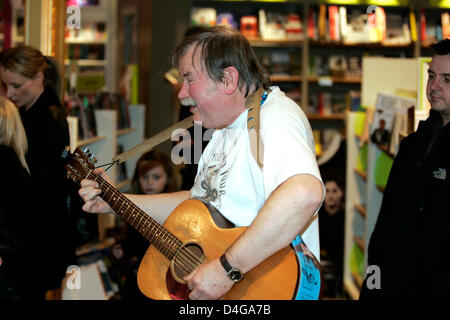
top-left (88, 173), bottom-right (182, 261)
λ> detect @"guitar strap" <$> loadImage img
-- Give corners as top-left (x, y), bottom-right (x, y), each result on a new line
top-left (245, 87), bottom-right (270, 169)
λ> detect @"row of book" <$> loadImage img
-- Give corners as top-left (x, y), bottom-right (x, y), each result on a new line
top-left (66, 43), bottom-right (105, 60)
top-left (313, 5), bottom-right (412, 45)
top-left (310, 55), bottom-right (362, 79)
top-left (256, 50), bottom-right (301, 76)
top-left (65, 92), bottom-right (131, 140)
top-left (420, 10), bottom-right (450, 46)
top-left (283, 89), bottom-right (361, 115)
top-left (65, 21), bottom-right (107, 43)
top-left (191, 5), bottom-right (426, 45)
top-left (253, 49), bottom-right (362, 79)
top-left (308, 92), bottom-right (347, 115)
top-left (191, 7), bottom-right (303, 41)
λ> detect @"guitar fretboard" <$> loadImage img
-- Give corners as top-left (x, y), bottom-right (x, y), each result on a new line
top-left (87, 172), bottom-right (183, 261)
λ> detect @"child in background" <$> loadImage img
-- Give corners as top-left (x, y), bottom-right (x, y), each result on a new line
top-left (130, 150), bottom-right (177, 196)
top-left (121, 150), bottom-right (177, 299)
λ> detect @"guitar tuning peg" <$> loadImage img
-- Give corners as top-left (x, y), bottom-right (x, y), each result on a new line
top-left (93, 157), bottom-right (98, 163)
top-left (67, 172), bottom-right (73, 179)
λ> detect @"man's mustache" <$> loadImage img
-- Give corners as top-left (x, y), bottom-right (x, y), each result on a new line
top-left (180, 97), bottom-right (197, 107)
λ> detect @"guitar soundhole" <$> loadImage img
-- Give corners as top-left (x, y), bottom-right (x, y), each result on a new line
top-left (166, 243), bottom-right (204, 300)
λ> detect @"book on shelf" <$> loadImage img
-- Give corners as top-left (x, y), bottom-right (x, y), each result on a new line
top-left (191, 7), bottom-right (217, 27)
top-left (65, 21), bottom-right (107, 42)
top-left (314, 55), bottom-right (330, 77)
top-left (285, 14), bottom-right (303, 41)
top-left (261, 11), bottom-right (286, 41)
top-left (329, 55), bottom-right (348, 78)
top-left (317, 92), bottom-right (332, 115)
top-left (217, 12), bottom-right (238, 30)
top-left (289, 51), bottom-right (302, 76)
top-left (310, 54), bottom-right (361, 79)
top-left (368, 6), bottom-right (386, 43)
top-left (370, 92), bottom-right (416, 154)
top-left (318, 4), bottom-right (327, 41)
top-left (421, 10), bottom-right (444, 45)
top-left (313, 130), bottom-right (322, 157)
top-left (420, 9), bottom-right (427, 43)
top-left (339, 6), bottom-right (348, 42)
top-left (346, 90), bottom-right (362, 112)
top-left (347, 56), bottom-right (362, 78)
top-left (95, 92), bottom-right (130, 129)
top-left (66, 94), bottom-right (97, 140)
top-left (65, 91), bottom-right (131, 140)
top-left (328, 5), bottom-right (340, 42)
top-left (345, 8), bottom-right (371, 44)
top-left (270, 50), bottom-right (291, 76)
top-left (308, 7), bottom-right (318, 41)
top-left (120, 64), bottom-right (139, 105)
top-left (241, 15), bottom-right (258, 39)
top-left (442, 12), bottom-right (450, 40)
top-left (409, 7), bottom-right (418, 42)
top-left (384, 11), bottom-right (411, 45)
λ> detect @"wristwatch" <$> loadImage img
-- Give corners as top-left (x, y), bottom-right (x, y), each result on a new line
top-left (220, 254), bottom-right (243, 283)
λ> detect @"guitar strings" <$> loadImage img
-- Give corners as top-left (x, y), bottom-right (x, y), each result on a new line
top-left (81, 165), bottom-right (204, 276)
top-left (91, 174), bottom-right (202, 271)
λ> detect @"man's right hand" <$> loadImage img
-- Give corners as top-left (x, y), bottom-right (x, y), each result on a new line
top-left (78, 168), bottom-right (114, 214)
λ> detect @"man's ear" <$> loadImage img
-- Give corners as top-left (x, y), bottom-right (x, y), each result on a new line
top-left (222, 66), bottom-right (239, 95)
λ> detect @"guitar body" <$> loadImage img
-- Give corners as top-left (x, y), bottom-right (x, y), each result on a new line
top-left (65, 148), bottom-right (321, 300)
top-left (137, 199), bottom-right (299, 300)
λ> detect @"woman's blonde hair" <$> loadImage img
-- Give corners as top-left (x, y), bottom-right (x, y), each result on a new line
top-left (0, 96), bottom-right (29, 172)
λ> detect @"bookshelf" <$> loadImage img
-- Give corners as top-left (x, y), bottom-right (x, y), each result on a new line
top-left (189, 1), bottom-right (442, 120)
top-left (0, 0), bottom-right (25, 50)
top-left (64, 0), bottom-right (118, 94)
top-left (67, 104), bottom-right (145, 240)
top-left (188, 0), bottom-right (447, 164)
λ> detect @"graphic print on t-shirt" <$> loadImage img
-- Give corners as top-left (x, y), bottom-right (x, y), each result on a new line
top-left (197, 152), bottom-right (228, 209)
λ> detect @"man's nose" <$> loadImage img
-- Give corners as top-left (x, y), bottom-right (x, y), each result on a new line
top-left (178, 81), bottom-right (188, 100)
top-left (429, 77), bottom-right (441, 92)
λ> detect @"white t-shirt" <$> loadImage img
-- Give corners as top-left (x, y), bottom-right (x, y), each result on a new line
top-left (190, 86), bottom-right (323, 259)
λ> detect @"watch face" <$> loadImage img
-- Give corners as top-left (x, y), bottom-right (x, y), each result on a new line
top-left (229, 270), bottom-right (243, 282)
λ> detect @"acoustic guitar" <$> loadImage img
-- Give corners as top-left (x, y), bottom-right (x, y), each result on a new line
top-left (64, 147), bottom-right (322, 300)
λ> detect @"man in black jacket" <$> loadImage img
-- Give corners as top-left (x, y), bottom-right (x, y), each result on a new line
top-left (360, 39), bottom-right (450, 299)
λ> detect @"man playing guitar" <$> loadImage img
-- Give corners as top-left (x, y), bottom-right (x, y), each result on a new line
top-left (78, 26), bottom-right (324, 300)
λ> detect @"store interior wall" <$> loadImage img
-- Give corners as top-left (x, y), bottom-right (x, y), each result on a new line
top-left (148, 0), bottom-right (191, 155)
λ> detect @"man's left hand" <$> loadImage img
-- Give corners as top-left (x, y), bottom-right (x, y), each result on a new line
top-left (184, 258), bottom-right (235, 300)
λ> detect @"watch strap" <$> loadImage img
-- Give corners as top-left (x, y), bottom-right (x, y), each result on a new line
top-left (220, 254), bottom-right (233, 273)
top-left (220, 254), bottom-right (243, 282)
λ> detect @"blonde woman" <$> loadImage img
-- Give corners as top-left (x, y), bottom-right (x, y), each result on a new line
top-left (1, 46), bottom-right (77, 298)
top-left (0, 96), bottom-right (44, 299)
top-left (0, 96), bottom-right (29, 172)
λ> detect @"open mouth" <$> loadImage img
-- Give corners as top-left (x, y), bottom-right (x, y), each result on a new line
top-left (180, 97), bottom-right (196, 107)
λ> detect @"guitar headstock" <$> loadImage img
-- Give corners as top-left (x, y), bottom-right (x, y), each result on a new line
top-left (63, 146), bottom-right (98, 184)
